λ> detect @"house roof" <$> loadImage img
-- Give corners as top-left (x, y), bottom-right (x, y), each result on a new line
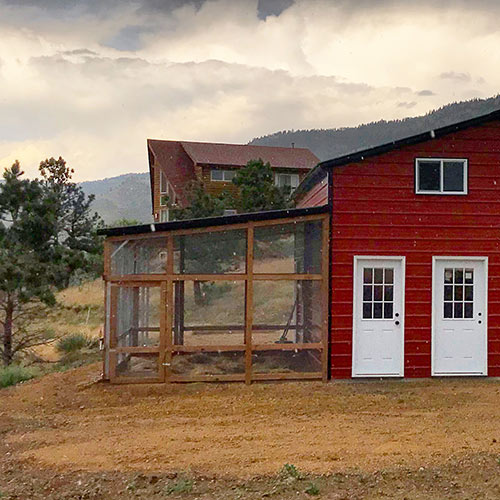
top-left (99, 205), bottom-right (328, 237)
top-left (149, 139), bottom-right (319, 170)
top-left (296, 107), bottom-right (500, 198)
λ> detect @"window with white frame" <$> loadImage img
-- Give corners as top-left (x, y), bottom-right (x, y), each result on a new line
top-left (415, 158), bottom-right (467, 194)
top-left (210, 169), bottom-right (236, 182)
top-left (275, 173), bottom-right (300, 190)
top-left (160, 170), bottom-right (168, 194)
top-left (160, 208), bottom-right (169, 222)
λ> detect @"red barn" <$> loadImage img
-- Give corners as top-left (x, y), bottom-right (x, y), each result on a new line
top-left (296, 109), bottom-right (500, 379)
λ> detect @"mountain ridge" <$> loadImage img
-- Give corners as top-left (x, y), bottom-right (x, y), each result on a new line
top-left (82, 96), bottom-right (500, 224)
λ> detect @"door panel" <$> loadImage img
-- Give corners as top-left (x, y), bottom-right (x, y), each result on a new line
top-left (353, 257), bottom-right (405, 377)
top-left (433, 258), bottom-right (487, 375)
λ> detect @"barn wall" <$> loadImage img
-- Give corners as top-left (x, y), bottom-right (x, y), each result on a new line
top-left (329, 121), bottom-right (500, 378)
top-left (296, 176), bottom-right (329, 208)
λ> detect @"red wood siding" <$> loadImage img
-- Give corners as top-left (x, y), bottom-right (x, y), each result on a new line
top-left (329, 121), bottom-right (500, 378)
top-left (296, 176), bottom-right (328, 208)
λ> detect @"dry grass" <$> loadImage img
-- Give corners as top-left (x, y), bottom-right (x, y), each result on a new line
top-left (32, 279), bottom-right (104, 362)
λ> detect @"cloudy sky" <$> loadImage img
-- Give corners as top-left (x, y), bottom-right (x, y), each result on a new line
top-left (0, 0), bottom-right (499, 181)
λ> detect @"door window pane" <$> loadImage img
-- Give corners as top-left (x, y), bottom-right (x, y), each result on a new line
top-left (361, 266), bottom-right (394, 320)
top-left (443, 267), bottom-right (473, 319)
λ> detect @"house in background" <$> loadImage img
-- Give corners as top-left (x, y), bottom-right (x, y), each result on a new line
top-left (147, 139), bottom-right (319, 221)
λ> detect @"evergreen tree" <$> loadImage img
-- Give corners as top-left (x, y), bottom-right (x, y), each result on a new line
top-left (232, 158), bottom-right (290, 212)
top-left (0, 158), bottom-right (102, 366)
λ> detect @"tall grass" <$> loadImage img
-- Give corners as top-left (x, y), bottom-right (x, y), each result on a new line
top-left (56, 333), bottom-right (92, 354)
top-left (0, 365), bottom-right (37, 389)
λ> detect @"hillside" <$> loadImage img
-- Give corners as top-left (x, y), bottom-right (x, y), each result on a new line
top-left (80, 172), bottom-right (152, 225)
top-left (250, 95), bottom-right (500, 160)
top-left (82, 96), bottom-right (500, 224)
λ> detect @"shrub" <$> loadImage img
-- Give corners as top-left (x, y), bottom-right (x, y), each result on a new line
top-left (281, 463), bottom-right (301, 480)
top-left (56, 333), bottom-right (90, 354)
top-left (164, 477), bottom-right (193, 495)
top-left (0, 365), bottom-right (36, 388)
top-left (305, 482), bottom-right (320, 496)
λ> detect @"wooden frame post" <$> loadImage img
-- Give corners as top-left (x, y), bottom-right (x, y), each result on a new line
top-left (245, 224), bottom-right (254, 385)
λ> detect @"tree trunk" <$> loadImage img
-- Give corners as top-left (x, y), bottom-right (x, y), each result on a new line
top-left (193, 281), bottom-right (204, 306)
top-left (3, 299), bottom-right (14, 366)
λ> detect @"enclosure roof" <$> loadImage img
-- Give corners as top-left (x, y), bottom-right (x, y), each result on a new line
top-left (148, 139), bottom-right (319, 170)
top-left (296, 107), bottom-right (500, 197)
top-left (98, 205), bottom-right (328, 237)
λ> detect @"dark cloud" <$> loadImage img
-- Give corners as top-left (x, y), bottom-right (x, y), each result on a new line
top-left (417, 89), bottom-right (436, 96)
top-left (61, 48), bottom-right (98, 56)
top-left (439, 71), bottom-right (471, 82)
top-left (257, 0), bottom-right (294, 20)
top-left (397, 101), bottom-right (417, 109)
top-left (103, 25), bottom-right (155, 51)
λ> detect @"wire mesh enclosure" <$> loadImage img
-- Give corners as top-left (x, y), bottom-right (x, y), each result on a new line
top-left (103, 213), bottom-right (329, 384)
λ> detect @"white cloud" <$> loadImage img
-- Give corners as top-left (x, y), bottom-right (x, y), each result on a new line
top-left (0, 0), bottom-right (499, 180)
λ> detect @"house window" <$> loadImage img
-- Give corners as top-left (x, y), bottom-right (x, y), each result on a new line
top-left (210, 169), bottom-right (236, 182)
top-left (275, 173), bottom-right (299, 190)
top-left (160, 209), bottom-right (169, 223)
top-left (160, 171), bottom-right (168, 194)
top-left (415, 159), bottom-right (467, 194)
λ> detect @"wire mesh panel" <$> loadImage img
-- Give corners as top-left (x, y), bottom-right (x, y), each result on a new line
top-left (111, 237), bottom-right (168, 275)
top-left (252, 280), bottom-right (322, 345)
top-left (174, 229), bottom-right (247, 274)
top-left (252, 349), bottom-right (322, 375)
top-left (171, 351), bottom-right (245, 379)
top-left (173, 280), bottom-right (245, 346)
top-left (253, 220), bottom-right (323, 274)
top-left (116, 352), bottom-right (161, 378)
top-left (114, 286), bottom-right (161, 348)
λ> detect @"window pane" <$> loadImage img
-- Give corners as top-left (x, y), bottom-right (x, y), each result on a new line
top-left (373, 302), bottom-right (383, 319)
top-left (223, 170), bottom-right (236, 181)
top-left (443, 161), bottom-right (465, 192)
top-left (465, 269), bottom-right (473, 284)
top-left (444, 302), bottom-right (453, 318)
top-left (444, 269), bottom-right (453, 284)
top-left (363, 285), bottom-right (372, 301)
top-left (444, 285), bottom-right (453, 301)
top-left (465, 285), bottom-right (473, 301)
top-left (384, 268), bottom-right (394, 284)
top-left (211, 169), bottom-right (223, 181)
top-left (374, 268), bottom-right (383, 284)
top-left (384, 285), bottom-right (393, 301)
top-left (464, 302), bottom-right (473, 318)
top-left (383, 303), bottom-right (393, 319)
top-left (454, 285), bottom-right (463, 301)
top-left (455, 269), bottom-right (464, 284)
top-left (454, 302), bottom-right (463, 319)
top-left (374, 285), bottom-right (383, 301)
top-left (363, 268), bottom-right (373, 284)
top-left (363, 302), bottom-right (372, 319)
top-left (418, 160), bottom-right (441, 191)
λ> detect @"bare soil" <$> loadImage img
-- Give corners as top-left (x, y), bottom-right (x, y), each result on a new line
top-left (1, 363), bottom-right (500, 499)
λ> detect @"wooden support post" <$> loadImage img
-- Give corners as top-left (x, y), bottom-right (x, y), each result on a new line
top-left (321, 215), bottom-right (330, 383)
top-left (245, 225), bottom-right (254, 385)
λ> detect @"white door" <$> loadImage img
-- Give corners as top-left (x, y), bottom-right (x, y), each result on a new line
top-left (433, 258), bottom-right (487, 376)
top-left (353, 257), bottom-right (405, 377)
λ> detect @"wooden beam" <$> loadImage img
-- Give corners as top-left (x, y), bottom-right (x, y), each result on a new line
top-left (245, 224), bottom-right (254, 385)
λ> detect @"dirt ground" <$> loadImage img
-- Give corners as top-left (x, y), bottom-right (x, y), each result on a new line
top-left (1, 364), bottom-right (500, 499)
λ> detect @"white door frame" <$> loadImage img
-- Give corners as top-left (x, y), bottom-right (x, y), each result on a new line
top-left (431, 256), bottom-right (488, 376)
top-left (352, 255), bottom-right (406, 377)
